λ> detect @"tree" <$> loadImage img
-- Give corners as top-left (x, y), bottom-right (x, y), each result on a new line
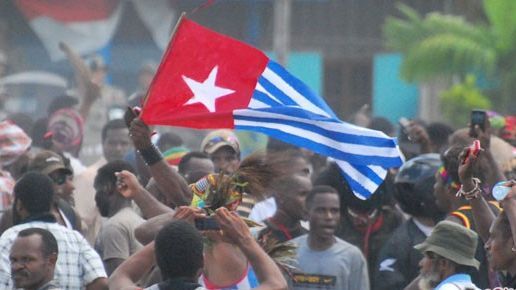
top-left (383, 0), bottom-right (516, 113)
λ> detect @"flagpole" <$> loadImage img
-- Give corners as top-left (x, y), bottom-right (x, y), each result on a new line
top-left (141, 12), bottom-right (186, 110)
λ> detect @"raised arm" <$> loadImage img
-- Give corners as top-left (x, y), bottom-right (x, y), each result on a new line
top-left (116, 170), bottom-right (172, 219)
top-left (110, 207), bottom-right (204, 289)
top-left (129, 118), bottom-right (192, 206)
top-left (406, 121), bottom-right (433, 154)
top-left (135, 212), bottom-right (176, 245)
top-left (59, 42), bottom-right (100, 120)
top-left (472, 122), bottom-right (506, 185)
top-left (109, 242), bottom-right (156, 290)
top-left (135, 206), bottom-right (203, 245)
top-left (500, 181), bottom-right (516, 249)
top-left (215, 208), bottom-right (287, 290)
top-left (458, 146), bottom-right (497, 242)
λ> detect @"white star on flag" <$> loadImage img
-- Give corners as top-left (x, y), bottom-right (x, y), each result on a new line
top-left (182, 66), bottom-right (235, 112)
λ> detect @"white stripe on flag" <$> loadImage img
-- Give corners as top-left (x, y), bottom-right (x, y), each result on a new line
top-left (335, 160), bottom-right (388, 199)
top-left (248, 98), bottom-right (269, 109)
top-left (235, 109), bottom-right (397, 143)
top-left (255, 83), bottom-right (282, 105)
top-left (234, 118), bottom-right (400, 158)
top-left (262, 67), bottom-right (331, 118)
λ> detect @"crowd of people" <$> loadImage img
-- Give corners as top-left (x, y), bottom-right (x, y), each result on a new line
top-left (0, 42), bottom-right (515, 290)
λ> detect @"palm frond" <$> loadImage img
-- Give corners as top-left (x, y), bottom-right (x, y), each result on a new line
top-left (385, 5), bottom-right (494, 53)
top-left (401, 33), bottom-right (497, 82)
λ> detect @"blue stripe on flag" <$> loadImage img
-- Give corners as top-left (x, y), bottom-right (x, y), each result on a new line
top-left (341, 170), bottom-right (375, 200)
top-left (235, 114), bottom-right (395, 147)
top-left (257, 76), bottom-right (297, 106)
top-left (266, 60), bottom-right (337, 119)
top-left (234, 123), bottom-right (402, 168)
top-left (353, 164), bottom-right (385, 186)
top-left (251, 90), bottom-right (282, 107)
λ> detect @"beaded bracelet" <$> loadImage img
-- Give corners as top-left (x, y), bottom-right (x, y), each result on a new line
top-left (456, 177), bottom-right (482, 200)
top-left (138, 144), bottom-right (163, 166)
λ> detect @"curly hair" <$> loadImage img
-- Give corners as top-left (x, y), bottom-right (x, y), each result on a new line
top-left (14, 172), bottom-right (54, 216)
top-left (155, 220), bottom-right (204, 279)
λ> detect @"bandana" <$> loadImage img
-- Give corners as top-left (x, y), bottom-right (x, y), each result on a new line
top-left (163, 147), bottom-right (190, 166)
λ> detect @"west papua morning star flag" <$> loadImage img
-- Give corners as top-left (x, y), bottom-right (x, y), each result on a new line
top-left (141, 18), bottom-right (403, 200)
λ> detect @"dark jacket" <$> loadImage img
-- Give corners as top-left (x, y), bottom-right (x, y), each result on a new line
top-left (337, 205), bottom-right (403, 288)
top-left (373, 218), bottom-right (427, 290)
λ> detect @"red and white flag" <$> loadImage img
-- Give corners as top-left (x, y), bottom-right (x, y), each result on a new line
top-left (142, 18), bottom-right (269, 128)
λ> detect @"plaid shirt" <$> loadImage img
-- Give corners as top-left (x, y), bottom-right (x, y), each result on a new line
top-left (0, 221), bottom-right (107, 290)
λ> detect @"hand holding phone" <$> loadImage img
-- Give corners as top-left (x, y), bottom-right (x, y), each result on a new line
top-left (462, 139), bottom-right (481, 164)
top-left (195, 217), bottom-right (220, 231)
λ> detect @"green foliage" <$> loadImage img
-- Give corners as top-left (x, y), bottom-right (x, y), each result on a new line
top-left (484, 0), bottom-right (516, 53)
top-left (440, 75), bottom-right (491, 126)
top-left (384, 0), bottom-right (516, 112)
top-left (384, 3), bottom-right (496, 82)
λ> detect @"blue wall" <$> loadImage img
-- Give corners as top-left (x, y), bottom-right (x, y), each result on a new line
top-left (372, 53), bottom-right (419, 123)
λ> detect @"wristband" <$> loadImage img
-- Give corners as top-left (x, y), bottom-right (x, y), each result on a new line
top-left (138, 144), bottom-right (163, 166)
top-left (456, 178), bottom-right (482, 200)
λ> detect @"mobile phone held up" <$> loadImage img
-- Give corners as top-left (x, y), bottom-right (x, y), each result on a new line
top-left (469, 110), bottom-right (487, 137)
top-left (194, 217), bottom-right (220, 231)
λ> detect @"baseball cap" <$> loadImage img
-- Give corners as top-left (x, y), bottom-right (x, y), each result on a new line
top-left (201, 130), bottom-right (240, 156)
top-left (28, 150), bottom-right (72, 176)
top-left (414, 220), bottom-right (480, 269)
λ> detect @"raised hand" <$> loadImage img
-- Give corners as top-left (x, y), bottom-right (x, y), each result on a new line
top-left (173, 206), bottom-right (205, 225)
top-left (115, 170), bottom-right (144, 199)
top-left (458, 145), bottom-right (481, 193)
top-left (214, 207), bottom-right (252, 245)
top-left (407, 121), bottom-right (432, 153)
top-left (129, 118), bottom-right (153, 150)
